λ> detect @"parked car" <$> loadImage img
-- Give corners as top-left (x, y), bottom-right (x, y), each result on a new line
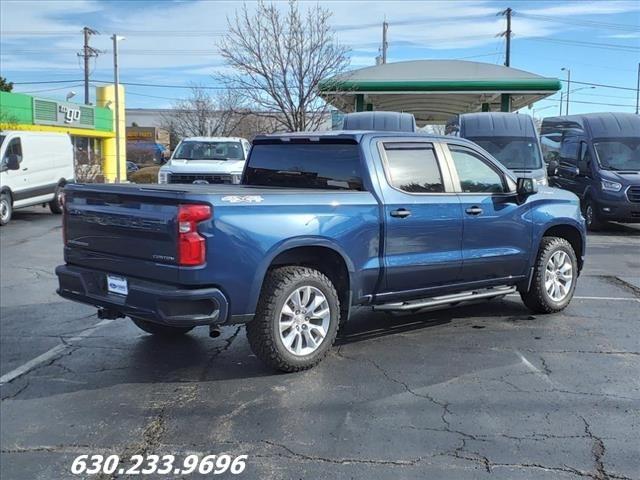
top-left (56, 118), bottom-right (586, 372)
top-left (446, 112), bottom-right (548, 186)
top-left (541, 113), bottom-right (640, 230)
top-left (158, 137), bottom-right (251, 185)
top-left (0, 131), bottom-right (73, 226)
top-left (126, 141), bottom-right (168, 166)
top-left (126, 161), bottom-right (140, 174)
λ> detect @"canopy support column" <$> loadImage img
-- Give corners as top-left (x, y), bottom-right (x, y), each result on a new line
top-left (500, 94), bottom-right (511, 112)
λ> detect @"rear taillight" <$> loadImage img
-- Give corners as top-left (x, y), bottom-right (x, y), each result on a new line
top-left (177, 204), bottom-right (211, 266)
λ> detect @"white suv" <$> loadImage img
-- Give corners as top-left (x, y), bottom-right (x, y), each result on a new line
top-left (158, 137), bottom-right (251, 185)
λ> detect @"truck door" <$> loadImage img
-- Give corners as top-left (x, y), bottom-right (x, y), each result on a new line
top-left (445, 144), bottom-right (532, 282)
top-left (376, 140), bottom-right (463, 300)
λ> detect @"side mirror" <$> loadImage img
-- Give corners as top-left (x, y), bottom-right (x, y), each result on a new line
top-left (517, 177), bottom-right (538, 196)
top-left (6, 154), bottom-right (21, 170)
top-left (546, 159), bottom-right (559, 176)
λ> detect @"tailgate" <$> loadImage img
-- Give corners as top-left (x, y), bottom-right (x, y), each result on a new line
top-left (62, 184), bottom-right (216, 286)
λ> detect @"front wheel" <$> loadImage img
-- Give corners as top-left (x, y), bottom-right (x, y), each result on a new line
top-left (131, 317), bottom-right (194, 336)
top-left (520, 237), bottom-right (578, 314)
top-left (246, 266), bottom-right (340, 372)
top-left (584, 199), bottom-right (605, 231)
top-left (0, 193), bottom-right (12, 226)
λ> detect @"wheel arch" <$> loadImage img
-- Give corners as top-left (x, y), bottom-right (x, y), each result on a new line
top-left (541, 224), bottom-right (585, 272)
top-left (253, 240), bottom-right (355, 324)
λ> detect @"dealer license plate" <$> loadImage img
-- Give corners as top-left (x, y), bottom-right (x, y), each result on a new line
top-left (107, 275), bottom-right (128, 296)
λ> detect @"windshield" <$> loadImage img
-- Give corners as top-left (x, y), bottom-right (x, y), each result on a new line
top-left (468, 137), bottom-right (542, 170)
top-left (593, 138), bottom-right (640, 172)
top-left (173, 141), bottom-right (244, 161)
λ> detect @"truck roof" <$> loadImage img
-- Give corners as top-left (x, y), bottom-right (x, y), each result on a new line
top-left (450, 112), bottom-right (537, 138)
top-left (179, 136), bottom-right (247, 142)
top-left (253, 130), bottom-right (451, 144)
top-left (541, 112), bottom-right (640, 138)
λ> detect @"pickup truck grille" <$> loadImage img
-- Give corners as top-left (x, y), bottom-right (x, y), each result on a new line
top-left (626, 186), bottom-right (640, 203)
top-left (169, 173), bottom-right (232, 185)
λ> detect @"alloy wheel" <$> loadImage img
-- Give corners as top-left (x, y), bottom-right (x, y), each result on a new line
top-left (278, 286), bottom-right (331, 356)
top-left (544, 250), bottom-right (574, 302)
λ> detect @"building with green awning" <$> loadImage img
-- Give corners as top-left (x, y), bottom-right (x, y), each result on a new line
top-left (319, 60), bottom-right (561, 125)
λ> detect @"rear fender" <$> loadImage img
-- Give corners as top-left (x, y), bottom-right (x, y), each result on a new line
top-left (246, 236), bottom-right (356, 316)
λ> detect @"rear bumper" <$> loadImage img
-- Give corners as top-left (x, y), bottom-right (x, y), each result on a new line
top-left (56, 264), bottom-right (229, 327)
top-left (596, 199), bottom-right (640, 223)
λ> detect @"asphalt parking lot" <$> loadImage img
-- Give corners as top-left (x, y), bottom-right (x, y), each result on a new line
top-left (1, 207), bottom-right (639, 480)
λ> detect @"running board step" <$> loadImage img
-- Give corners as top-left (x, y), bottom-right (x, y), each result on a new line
top-left (373, 286), bottom-right (517, 311)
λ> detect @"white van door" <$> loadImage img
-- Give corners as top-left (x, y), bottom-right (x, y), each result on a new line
top-left (11, 134), bottom-right (61, 208)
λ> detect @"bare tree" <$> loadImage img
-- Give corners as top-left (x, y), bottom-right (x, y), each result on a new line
top-left (218, 1), bottom-right (350, 132)
top-left (161, 86), bottom-right (244, 141)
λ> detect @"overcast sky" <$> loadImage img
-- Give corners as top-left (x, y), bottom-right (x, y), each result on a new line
top-left (1, 0), bottom-right (638, 117)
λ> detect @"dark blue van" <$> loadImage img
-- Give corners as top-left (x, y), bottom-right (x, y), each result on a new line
top-left (541, 113), bottom-right (640, 230)
top-left (446, 112), bottom-right (547, 186)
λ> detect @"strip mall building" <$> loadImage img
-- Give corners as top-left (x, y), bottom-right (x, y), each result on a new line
top-left (0, 85), bottom-right (126, 182)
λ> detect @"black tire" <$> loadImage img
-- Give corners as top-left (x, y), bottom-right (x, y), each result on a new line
top-left (0, 193), bottom-right (12, 226)
top-left (131, 317), bottom-right (194, 336)
top-left (49, 183), bottom-right (64, 214)
top-left (584, 198), bottom-right (605, 231)
top-left (246, 266), bottom-right (340, 372)
top-left (520, 237), bottom-right (578, 314)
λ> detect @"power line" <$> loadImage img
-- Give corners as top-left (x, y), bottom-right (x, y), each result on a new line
top-left (514, 12), bottom-right (640, 33)
top-left (524, 37), bottom-right (639, 53)
top-left (537, 97), bottom-right (635, 108)
top-left (560, 79), bottom-right (637, 92)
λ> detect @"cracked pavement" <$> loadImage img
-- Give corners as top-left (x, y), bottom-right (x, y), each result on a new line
top-left (1, 208), bottom-right (639, 479)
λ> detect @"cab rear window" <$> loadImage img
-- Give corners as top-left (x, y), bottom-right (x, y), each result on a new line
top-left (244, 142), bottom-right (364, 191)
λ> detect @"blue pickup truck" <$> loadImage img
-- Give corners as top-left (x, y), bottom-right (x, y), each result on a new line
top-left (56, 129), bottom-right (586, 372)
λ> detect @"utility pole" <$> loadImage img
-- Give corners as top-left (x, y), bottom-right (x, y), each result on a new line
top-left (500, 8), bottom-right (512, 67)
top-left (382, 20), bottom-right (388, 64)
top-left (559, 92), bottom-right (564, 115)
top-left (636, 63), bottom-right (640, 115)
top-left (78, 27), bottom-right (100, 105)
top-left (112, 34), bottom-right (125, 183)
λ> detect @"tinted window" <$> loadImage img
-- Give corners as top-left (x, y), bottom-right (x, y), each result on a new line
top-left (450, 147), bottom-right (505, 193)
top-left (383, 143), bottom-right (444, 193)
top-left (469, 136), bottom-right (542, 170)
top-left (244, 142), bottom-right (363, 190)
top-left (560, 136), bottom-right (579, 167)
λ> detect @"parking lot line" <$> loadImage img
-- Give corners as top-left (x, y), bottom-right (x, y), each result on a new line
top-left (0, 319), bottom-right (114, 386)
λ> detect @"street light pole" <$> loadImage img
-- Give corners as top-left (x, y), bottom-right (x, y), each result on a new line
top-left (111, 34), bottom-right (125, 183)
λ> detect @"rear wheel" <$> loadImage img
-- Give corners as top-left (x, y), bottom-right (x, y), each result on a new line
top-left (49, 183), bottom-right (65, 214)
top-left (246, 266), bottom-right (340, 372)
top-left (0, 193), bottom-right (12, 226)
top-left (131, 317), bottom-right (193, 336)
top-left (520, 237), bottom-right (578, 314)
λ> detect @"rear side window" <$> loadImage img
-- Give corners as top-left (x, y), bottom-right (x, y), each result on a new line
top-left (244, 142), bottom-right (364, 190)
top-left (382, 143), bottom-right (444, 193)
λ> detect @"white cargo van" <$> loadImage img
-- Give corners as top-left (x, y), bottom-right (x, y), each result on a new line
top-left (0, 131), bottom-right (74, 225)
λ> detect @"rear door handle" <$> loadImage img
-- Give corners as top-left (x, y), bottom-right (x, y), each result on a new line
top-left (390, 208), bottom-right (411, 218)
top-left (465, 206), bottom-right (483, 216)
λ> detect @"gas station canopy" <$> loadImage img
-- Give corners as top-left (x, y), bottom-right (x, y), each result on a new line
top-left (319, 60), bottom-right (561, 124)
